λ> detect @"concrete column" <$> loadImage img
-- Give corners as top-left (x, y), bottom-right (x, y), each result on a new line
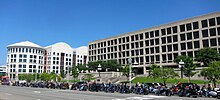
top-left (143, 66), bottom-right (146, 74)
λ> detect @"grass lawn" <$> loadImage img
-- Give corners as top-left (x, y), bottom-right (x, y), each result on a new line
top-left (132, 77), bottom-right (220, 85)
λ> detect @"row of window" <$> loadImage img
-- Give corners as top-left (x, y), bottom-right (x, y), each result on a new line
top-left (89, 17), bottom-right (220, 49)
top-left (8, 48), bottom-right (44, 54)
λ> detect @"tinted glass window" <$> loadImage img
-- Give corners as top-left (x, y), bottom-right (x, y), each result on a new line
top-left (155, 47), bottom-right (159, 53)
top-left (193, 31), bottom-right (199, 39)
top-left (202, 29), bottom-right (208, 37)
top-left (150, 31), bottom-right (154, 38)
top-left (140, 33), bottom-right (143, 40)
top-left (162, 46), bottom-right (166, 52)
top-left (151, 56), bottom-right (154, 62)
top-left (187, 32), bottom-right (192, 40)
top-left (161, 37), bottom-right (166, 44)
top-left (145, 48), bottom-right (149, 54)
top-left (217, 17), bottom-right (220, 25)
top-left (161, 29), bottom-right (166, 35)
top-left (173, 44), bottom-right (178, 51)
top-left (218, 27), bottom-right (220, 35)
top-left (209, 18), bottom-right (216, 26)
top-left (167, 36), bottom-right (172, 43)
top-left (203, 39), bottom-right (209, 47)
top-left (187, 42), bottom-right (193, 49)
top-left (155, 30), bottom-right (159, 37)
top-left (193, 22), bottom-right (199, 29)
top-left (162, 54), bottom-right (166, 61)
top-left (180, 24), bottom-right (185, 32)
top-left (194, 41), bottom-right (200, 48)
top-left (210, 38), bottom-right (217, 46)
top-left (145, 40), bottom-right (149, 46)
top-left (167, 27), bottom-right (172, 34)
top-left (150, 47), bottom-right (154, 53)
top-left (186, 23), bottom-right (192, 31)
top-left (172, 26), bottom-right (178, 33)
top-left (181, 43), bottom-right (186, 50)
top-left (155, 38), bottom-right (159, 45)
top-left (145, 32), bottom-right (149, 38)
top-left (150, 39), bottom-right (154, 46)
top-left (209, 28), bottom-right (216, 36)
top-left (167, 45), bottom-right (172, 51)
top-left (173, 35), bottom-right (178, 42)
top-left (180, 34), bottom-right (186, 41)
top-left (201, 20), bottom-right (208, 28)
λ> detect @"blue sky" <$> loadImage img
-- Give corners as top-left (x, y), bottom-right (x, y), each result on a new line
top-left (0, 0), bottom-right (220, 65)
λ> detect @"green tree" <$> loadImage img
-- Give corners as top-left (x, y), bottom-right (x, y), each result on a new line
top-left (82, 74), bottom-right (95, 81)
top-left (196, 47), bottom-right (220, 66)
top-left (149, 64), bottom-right (160, 81)
top-left (121, 65), bottom-right (131, 81)
top-left (159, 67), bottom-right (179, 86)
top-left (60, 68), bottom-right (65, 78)
top-left (174, 55), bottom-right (197, 82)
top-left (71, 66), bottom-right (79, 81)
top-left (200, 61), bottom-right (220, 88)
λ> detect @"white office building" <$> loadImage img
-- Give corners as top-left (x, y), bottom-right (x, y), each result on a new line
top-left (6, 41), bottom-right (88, 80)
top-left (0, 65), bottom-right (7, 75)
top-left (6, 41), bottom-right (45, 80)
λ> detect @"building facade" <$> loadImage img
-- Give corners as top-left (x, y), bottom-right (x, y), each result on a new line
top-left (0, 65), bottom-right (7, 75)
top-left (6, 41), bottom-right (88, 80)
top-left (74, 46), bottom-right (89, 66)
top-left (6, 41), bottom-right (45, 80)
top-left (88, 12), bottom-right (220, 74)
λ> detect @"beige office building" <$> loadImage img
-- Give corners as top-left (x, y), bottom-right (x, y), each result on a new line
top-left (88, 12), bottom-right (220, 74)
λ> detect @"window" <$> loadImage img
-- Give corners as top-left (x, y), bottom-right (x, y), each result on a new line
top-left (145, 32), bottom-right (149, 38)
top-left (155, 30), bottom-right (159, 37)
top-left (209, 18), bottom-right (216, 26)
top-left (140, 41), bottom-right (143, 47)
top-left (193, 22), bottom-right (199, 29)
top-left (187, 42), bottom-right (193, 49)
top-left (201, 20), bottom-right (208, 28)
top-left (145, 48), bottom-right (149, 54)
top-left (194, 41), bottom-right (200, 48)
top-left (181, 43), bottom-right (186, 50)
top-left (135, 34), bottom-right (139, 40)
top-left (126, 37), bottom-right (129, 42)
top-left (173, 35), bottom-right (178, 42)
top-left (150, 31), bottom-right (154, 38)
top-left (186, 23), bottom-right (192, 31)
top-left (167, 36), bottom-right (172, 43)
top-left (162, 54), bottom-right (166, 61)
top-left (186, 32), bottom-right (192, 40)
top-left (180, 34), bottom-right (186, 41)
top-left (161, 37), bottom-right (166, 44)
top-left (150, 56), bottom-right (154, 63)
top-left (203, 39), bottom-right (209, 47)
top-left (150, 39), bottom-right (154, 46)
top-left (167, 45), bottom-right (172, 52)
top-left (155, 38), bottom-right (159, 45)
top-left (150, 47), bottom-right (154, 53)
top-left (209, 28), bottom-right (216, 36)
top-left (173, 44), bottom-right (178, 51)
top-left (180, 24), bottom-right (185, 32)
top-left (218, 27), bottom-right (220, 35)
top-left (162, 46), bottom-right (166, 52)
top-left (156, 55), bottom-right (160, 62)
top-left (193, 31), bottom-right (199, 39)
top-left (210, 38), bottom-right (217, 46)
top-left (168, 54), bottom-right (172, 60)
top-left (155, 47), bottom-right (159, 53)
top-left (140, 33), bottom-right (143, 40)
top-left (202, 29), bottom-right (208, 37)
top-left (131, 35), bottom-right (134, 41)
top-left (167, 27), bottom-right (171, 34)
top-left (145, 40), bottom-right (149, 46)
top-left (217, 17), bottom-right (220, 25)
top-left (161, 29), bottom-right (166, 35)
top-left (172, 26), bottom-right (178, 33)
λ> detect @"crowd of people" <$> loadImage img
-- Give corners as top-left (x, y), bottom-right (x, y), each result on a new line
top-left (2, 80), bottom-right (220, 99)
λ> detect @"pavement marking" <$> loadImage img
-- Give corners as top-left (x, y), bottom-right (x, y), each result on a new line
top-left (34, 91), bottom-right (41, 93)
top-left (112, 95), bottom-right (167, 100)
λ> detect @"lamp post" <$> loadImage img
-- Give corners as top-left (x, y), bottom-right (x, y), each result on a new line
top-left (128, 58), bottom-right (132, 88)
top-left (179, 59), bottom-right (184, 79)
top-left (35, 69), bottom-right (37, 81)
top-left (98, 64), bottom-right (102, 78)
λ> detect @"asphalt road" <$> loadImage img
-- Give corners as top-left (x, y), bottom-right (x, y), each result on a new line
top-left (0, 85), bottom-right (216, 100)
